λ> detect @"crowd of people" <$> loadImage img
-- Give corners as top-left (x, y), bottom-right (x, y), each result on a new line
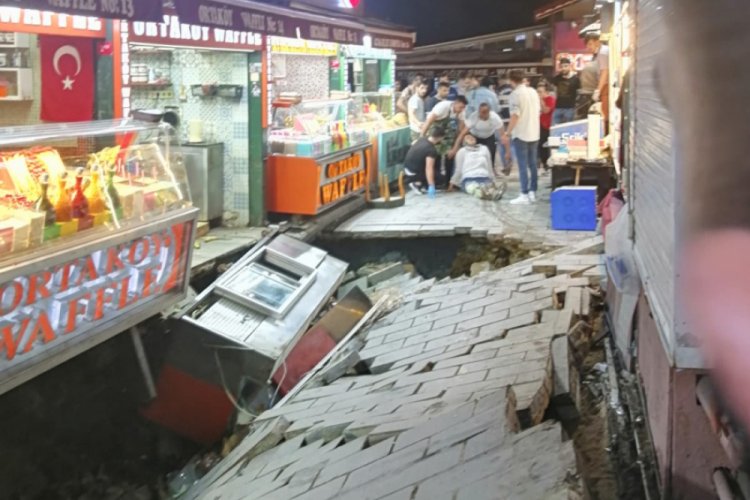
top-left (397, 32), bottom-right (609, 204)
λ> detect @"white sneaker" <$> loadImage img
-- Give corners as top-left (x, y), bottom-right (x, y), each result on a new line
top-left (510, 194), bottom-right (531, 205)
top-left (408, 182), bottom-right (424, 195)
top-left (528, 191), bottom-right (537, 203)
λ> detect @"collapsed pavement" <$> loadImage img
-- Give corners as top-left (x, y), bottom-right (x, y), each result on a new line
top-left (182, 236), bottom-right (610, 500)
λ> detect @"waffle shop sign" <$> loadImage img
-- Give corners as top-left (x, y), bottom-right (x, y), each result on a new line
top-left (320, 151), bottom-right (366, 208)
top-left (0, 221), bottom-right (192, 368)
top-left (130, 14), bottom-right (262, 49)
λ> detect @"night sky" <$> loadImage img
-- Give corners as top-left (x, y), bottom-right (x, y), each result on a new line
top-left (366, 0), bottom-right (554, 45)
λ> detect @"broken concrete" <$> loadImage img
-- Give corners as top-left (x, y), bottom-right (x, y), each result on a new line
top-left (186, 237), bottom-right (605, 500)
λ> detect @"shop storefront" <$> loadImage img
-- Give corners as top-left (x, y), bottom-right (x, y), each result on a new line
top-left (113, 12), bottom-right (264, 226)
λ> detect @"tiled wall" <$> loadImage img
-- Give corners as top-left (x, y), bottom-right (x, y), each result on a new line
top-left (0, 34), bottom-right (41, 127)
top-left (130, 49), bottom-right (251, 224)
top-left (272, 54), bottom-right (330, 100)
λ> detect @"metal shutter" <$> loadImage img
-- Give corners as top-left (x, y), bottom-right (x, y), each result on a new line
top-left (632, 0), bottom-right (676, 359)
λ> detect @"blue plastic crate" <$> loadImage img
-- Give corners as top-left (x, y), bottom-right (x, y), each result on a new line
top-left (551, 186), bottom-right (598, 231)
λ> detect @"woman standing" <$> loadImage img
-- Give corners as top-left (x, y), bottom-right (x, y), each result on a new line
top-left (537, 81), bottom-right (556, 172)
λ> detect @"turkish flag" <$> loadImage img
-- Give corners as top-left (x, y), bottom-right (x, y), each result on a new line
top-left (39, 36), bottom-right (95, 123)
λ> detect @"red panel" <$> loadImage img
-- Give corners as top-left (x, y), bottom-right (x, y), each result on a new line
top-left (272, 327), bottom-right (337, 396)
top-left (141, 364), bottom-right (233, 446)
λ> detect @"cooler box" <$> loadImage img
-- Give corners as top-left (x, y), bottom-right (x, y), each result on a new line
top-left (551, 186), bottom-right (598, 231)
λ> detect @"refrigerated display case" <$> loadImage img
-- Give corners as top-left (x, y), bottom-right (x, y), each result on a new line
top-left (0, 119), bottom-right (199, 396)
top-left (267, 98), bottom-right (373, 216)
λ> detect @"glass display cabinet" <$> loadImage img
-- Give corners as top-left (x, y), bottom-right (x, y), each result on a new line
top-left (0, 119), bottom-right (199, 397)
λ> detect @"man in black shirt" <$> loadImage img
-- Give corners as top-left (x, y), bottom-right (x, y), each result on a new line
top-left (404, 126), bottom-right (445, 199)
top-left (426, 81), bottom-right (450, 113)
top-left (551, 58), bottom-right (581, 125)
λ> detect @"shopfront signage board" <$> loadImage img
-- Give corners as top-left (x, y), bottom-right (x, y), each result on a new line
top-left (555, 52), bottom-right (593, 72)
top-left (369, 33), bottom-right (414, 51)
top-left (343, 44), bottom-right (395, 60)
top-left (0, 212), bottom-right (197, 395)
top-left (128, 14), bottom-right (263, 51)
top-left (175, 0), bottom-right (363, 44)
top-left (0, 0), bottom-right (163, 22)
top-left (377, 126), bottom-right (410, 183)
top-left (269, 36), bottom-right (338, 57)
top-left (0, 7), bottom-right (105, 37)
top-left (320, 149), bottom-right (366, 208)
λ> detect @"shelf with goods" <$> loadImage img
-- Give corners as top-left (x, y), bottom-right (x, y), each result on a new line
top-left (0, 68), bottom-right (32, 100)
top-left (0, 119), bottom-right (198, 262)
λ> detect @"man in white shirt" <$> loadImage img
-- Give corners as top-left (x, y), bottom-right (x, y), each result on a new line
top-left (503, 70), bottom-right (541, 205)
top-left (408, 82), bottom-right (429, 141)
top-left (449, 134), bottom-right (503, 200)
top-left (455, 103), bottom-right (511, 170)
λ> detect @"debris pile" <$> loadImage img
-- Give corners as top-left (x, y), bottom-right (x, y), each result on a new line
top-left (179, 237), bottom-right (610, 499)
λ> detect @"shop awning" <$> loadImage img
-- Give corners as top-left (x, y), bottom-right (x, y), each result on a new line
top-left (173, 0), bottom-right (366, 44)
top-left (363, 20), bottom-right (416, 51)
top-left (0, 0), bottom-right (163, 22)
top-left (534, 0), bottom-right (583, 21)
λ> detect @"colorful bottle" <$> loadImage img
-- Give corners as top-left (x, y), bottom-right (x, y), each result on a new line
top-left (105, 166), bottom-right (123, 219)
top-left (85, 166), bottom-right (107, 213)
top-left (35, 174), bottom-right (56, 226)
top-left (54, 172), bottom-right (72, 222)
top-left (71, 167), bottom-right (90, 219)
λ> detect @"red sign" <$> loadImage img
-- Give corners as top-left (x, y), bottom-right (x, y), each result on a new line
top-left (0, 220), bottom-right (193, 366)
top-left (0, 7), bottom-right (105, 37)
top-left (129, 14), bottom-right (263, 50)
top-left (556, 52), bottom-right (593, 72)
top-left (39, 35), bottom-right (95, 122)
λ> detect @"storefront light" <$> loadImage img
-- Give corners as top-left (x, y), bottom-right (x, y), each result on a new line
top-left (362, 35), bottom-right (372, 48)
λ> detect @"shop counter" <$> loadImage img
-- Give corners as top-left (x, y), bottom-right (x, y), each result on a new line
top-left (266, 142), bottom-right (373, 216)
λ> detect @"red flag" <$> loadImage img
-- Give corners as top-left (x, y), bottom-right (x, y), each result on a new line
top-left (39, 36), bottom-right (95, 123)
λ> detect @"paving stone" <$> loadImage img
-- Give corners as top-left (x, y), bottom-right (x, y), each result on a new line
top-left (414, 445), bottom-right (515, 500)
top-left (475, 312), bottom-right (538, 337)
top-left (275, 437), bottom-right (344, 483)
top-left (369, 344), bottom-right (430, 373)
top-left (581, 288), bottom-right (592, 318)
top-left (256, 400), bottom-right (317, 421)
top-left (418, 369), bottom-right (488, 395)
top-left (367, 318), bottom-right (416, 339)
top-left (314, 437), bottom-right (396, 486)
top-left (456, 352), bottom-right (527, 375)
top-left (410, 304), bottom-right (463, 327)
top-left (386, 302), bottom-right (441, 324)
top-left (382, 321), bottom-right (435, 344)
top-left (393, 401), bottom-right (476, 451)
top-left (463, 423), bottom-right (509, 461)
top-left (430, 306), bottom-right (486, 329)
top-left (452, 308), bottom-right (510, 332)
top-left (432, 349), bottom-right (500, 370)
top-left (459, 289), bottom-right (514, 313)
top-left (402, 325), bottom-right (457, 347)
top-left (338, 443), bottom-right (463, 500)
top-left (393, 366), bottom-right (459, 388)
top-left (506, 296), bottom-right (555, 317)
top-left (359, 338), bottom-right (406, 361)
top-left (290, 475), bottom-right (347, 500)
top-left (342, 439), bottom-right (430, 489)
top-left (482, 292), bottom-right (537, 315)
top-left (486, 357), bottom-right (548, 382)
top-left (425, 404), bottom-right (504, 455)
top-left (424, 328), bottom-right (481, 351)
top-left (391, 344), bottom-right (472, 369)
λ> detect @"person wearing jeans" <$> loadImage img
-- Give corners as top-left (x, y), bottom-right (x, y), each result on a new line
top-left (512, 138), bottom-right (539, 199)
top-left (503, 70), bottom-right (541, 204)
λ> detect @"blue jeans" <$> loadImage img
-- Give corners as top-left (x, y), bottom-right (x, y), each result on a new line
top-left (552, 108), bottom-right (576, 126)
top-left (513, 138), bottom-right (538, 194)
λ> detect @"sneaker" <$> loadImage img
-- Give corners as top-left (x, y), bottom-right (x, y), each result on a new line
top-left (528, 191), bottom-right (537, 203)
top-left (510, 194), bottom-right (531, 205)
top-left (408, 182), bottom-right (424, 195)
